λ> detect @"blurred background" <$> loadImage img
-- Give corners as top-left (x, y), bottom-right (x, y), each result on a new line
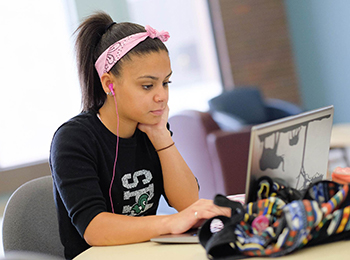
top-left (1, 0), bottom-right (350, 220)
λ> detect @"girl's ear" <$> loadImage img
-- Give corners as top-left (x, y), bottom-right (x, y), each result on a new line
top-left (101, 73), bottom-right (114, 95)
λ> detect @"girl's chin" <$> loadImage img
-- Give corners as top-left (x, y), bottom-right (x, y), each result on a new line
top-left (139, 117), bottom-right (162, 126)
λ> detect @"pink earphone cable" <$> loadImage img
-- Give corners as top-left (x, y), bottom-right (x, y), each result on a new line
top-left (108, 89), bottom-right (119, 214)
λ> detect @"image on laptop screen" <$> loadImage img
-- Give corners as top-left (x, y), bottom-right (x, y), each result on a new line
top-left (245, 105), bottom-right (334, 203)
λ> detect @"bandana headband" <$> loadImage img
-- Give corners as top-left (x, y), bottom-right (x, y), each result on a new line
top-left (94, 25), bottom-right (170, 78)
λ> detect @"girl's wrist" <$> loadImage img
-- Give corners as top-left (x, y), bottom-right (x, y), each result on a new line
top-left (155, 142), bottom-right (175, 152)
top-left (148, 131), bottom-right (173, 150)
top-left (158, 214), bottom-right (173, 235)
top-left (151, 136), bottom-right (175, 151)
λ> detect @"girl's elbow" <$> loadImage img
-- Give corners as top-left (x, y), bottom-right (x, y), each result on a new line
top-left (83, 214), bottom-right (110, 246)
top-left (83, 228), bottom-right (103, 246)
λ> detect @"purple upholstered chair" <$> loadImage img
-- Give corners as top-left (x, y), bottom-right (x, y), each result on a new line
top-left (169, 110), bottom-right (251, 199)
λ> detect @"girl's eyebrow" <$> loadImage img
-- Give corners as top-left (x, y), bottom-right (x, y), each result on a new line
top-left (137, 71), bottom-right (173, 80)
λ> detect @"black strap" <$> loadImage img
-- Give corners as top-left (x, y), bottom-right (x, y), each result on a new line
top-left (198, 195), bottom-right (246, 259)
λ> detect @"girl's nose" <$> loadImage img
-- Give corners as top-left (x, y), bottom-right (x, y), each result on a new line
top-left (154, 86), bottom-right (168, 103)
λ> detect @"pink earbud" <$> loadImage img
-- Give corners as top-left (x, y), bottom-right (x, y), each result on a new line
top-left (108, 83), bottom-right (115, 96)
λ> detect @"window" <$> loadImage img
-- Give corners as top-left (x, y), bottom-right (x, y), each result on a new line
top-left (126, 0), bottom-right (222, 115)
top-left (0, 0), bottom-right (222, 168)
top-left (0, 0), bottom-right (80, 168)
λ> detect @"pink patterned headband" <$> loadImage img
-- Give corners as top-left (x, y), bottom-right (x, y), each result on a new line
top-left (95, 25), bottom-right (170, 78)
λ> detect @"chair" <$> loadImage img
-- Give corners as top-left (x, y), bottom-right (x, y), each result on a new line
top-left (169, 110), bottom-right (251, 199)
top-left (0, 251), bottom-right (63, 260)
top-left (207, 129), bottom-right (251, 195)
top-left (208, 87), bottom-right (302, 130)
top-left (2, 176), bottom-right (65, 259)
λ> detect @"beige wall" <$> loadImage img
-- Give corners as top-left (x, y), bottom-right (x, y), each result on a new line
top-left (0, 162), bottom-right (50, 194)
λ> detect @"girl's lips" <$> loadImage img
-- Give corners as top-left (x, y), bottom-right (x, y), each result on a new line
top-left (150, 109), bottom-right (164, 116)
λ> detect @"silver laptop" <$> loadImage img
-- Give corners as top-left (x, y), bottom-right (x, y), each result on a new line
top-left (245, 105), bottom-right (334, 203)
top-left (151, 229), bottom-right (199, 244)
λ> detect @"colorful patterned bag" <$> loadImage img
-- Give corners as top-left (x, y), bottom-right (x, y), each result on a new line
top-left (198, 177), bottom-right (350, 259)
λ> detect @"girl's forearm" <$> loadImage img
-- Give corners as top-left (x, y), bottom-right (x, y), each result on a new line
top-left (157, 144), bottom-right (199, 211)
top-left (84, 212), bottom-right (172, 246)
top-left (84, 200), bottom-right (230, 247)
top-left (140, 121), bottom-right (199, 211)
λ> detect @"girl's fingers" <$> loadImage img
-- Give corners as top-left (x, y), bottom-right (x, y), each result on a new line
top-left (169, 199), bottom-right (231, 235)
top-left (195, 206), bottom-right (230, 220)
top-left (187, 199), bottom-right (231, 221)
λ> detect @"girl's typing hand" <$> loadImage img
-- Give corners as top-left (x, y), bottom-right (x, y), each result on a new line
top-left (162, 199), bottom-right (231, 235)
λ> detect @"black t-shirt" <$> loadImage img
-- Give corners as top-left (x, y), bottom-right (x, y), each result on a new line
top-left (49, 111), bottom-right (166, 259)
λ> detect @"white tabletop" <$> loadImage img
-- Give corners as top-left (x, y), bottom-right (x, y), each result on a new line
top-left (74, 242), bottom-right (206, 260)
top-left (74, 239), bottom-right (350, 260)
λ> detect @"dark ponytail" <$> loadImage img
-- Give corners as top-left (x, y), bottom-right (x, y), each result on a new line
top-left (74, 11), bottom-right (169, 112)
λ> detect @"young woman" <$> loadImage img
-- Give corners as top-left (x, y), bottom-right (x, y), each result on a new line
top-left (50, 11), bottom-right (230, 259)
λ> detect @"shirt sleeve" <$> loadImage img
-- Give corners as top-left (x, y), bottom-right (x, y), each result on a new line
top-left (50, 121), bottom-right (106, 237)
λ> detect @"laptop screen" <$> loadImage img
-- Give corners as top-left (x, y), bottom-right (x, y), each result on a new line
top-left (245, 105), bottom-right (334, 203)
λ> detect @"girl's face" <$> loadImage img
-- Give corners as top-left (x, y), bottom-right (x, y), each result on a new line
top-left (113, 50), bottom-right (172, 127)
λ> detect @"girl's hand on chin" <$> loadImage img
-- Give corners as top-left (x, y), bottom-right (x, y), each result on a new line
top-left (137, 106), bottom-right (169, 136)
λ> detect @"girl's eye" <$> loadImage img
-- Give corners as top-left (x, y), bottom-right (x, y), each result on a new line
top-left (142, 84), bottom-right (153, 90)
top-left (163, 81), bottom-right (172, 87)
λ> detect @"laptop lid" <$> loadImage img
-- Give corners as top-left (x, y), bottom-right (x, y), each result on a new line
top-left (245, 105), bottom-right (334, 203)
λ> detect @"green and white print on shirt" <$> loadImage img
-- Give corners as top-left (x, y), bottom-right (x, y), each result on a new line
top-left (121, 169), bottom-right (154, 216)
